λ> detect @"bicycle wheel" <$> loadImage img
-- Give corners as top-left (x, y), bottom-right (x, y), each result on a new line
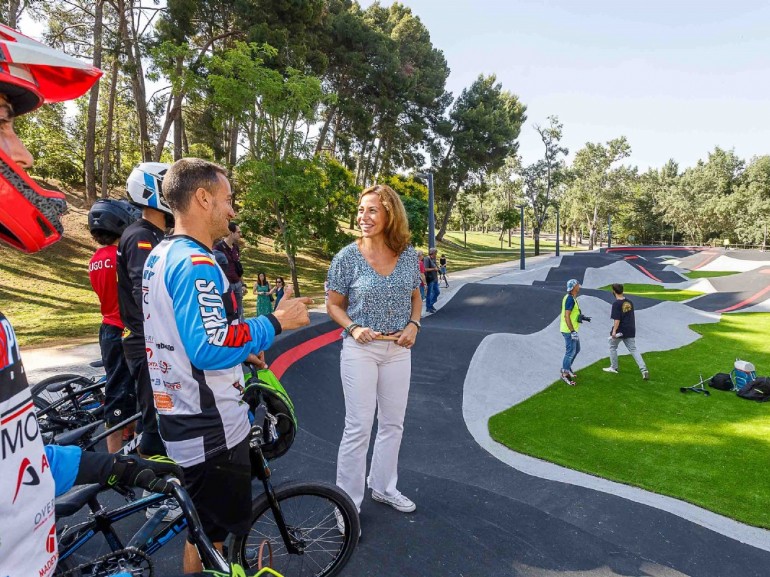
top-left (230, 481), bottom-right (359, 577)
top-left (31, 373), bottom-right (84, 408)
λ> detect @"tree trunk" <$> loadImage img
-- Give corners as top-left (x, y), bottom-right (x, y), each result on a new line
top-left (314, 103), bottom-right (337, 155)
top-left (228, 118), bottom-right (238, 176)
top-left (7, 0), bottom-right (20, 28)
top-left (436, 191), bottom-right (457, 242)
top-left (101, 52), bottom-right (120, 197)
top-left (120, 0), bottom-right (151, 161)
top-left (84, 0), bottom-right (104, 204)
top-left (533, 227), bottom-right (540, 256)
top-left (173, 105), bottom-right (183, 160)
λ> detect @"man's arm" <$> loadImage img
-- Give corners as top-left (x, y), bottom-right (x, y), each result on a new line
top-left (611, 319), bottom-right (621, 336)
top-left (166, 253), bottom-right (279, 370)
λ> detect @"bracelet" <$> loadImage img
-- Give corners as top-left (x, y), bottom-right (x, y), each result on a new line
top-left (345, 323), bottom-right (360, 336)
top-left (406, 319), bottom-right (421, 332)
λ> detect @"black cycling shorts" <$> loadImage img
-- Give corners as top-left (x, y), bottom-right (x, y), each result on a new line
top-left (100, 323), bottom-right (136, 427)
top-left (182, 437), bottom-right (253, 543)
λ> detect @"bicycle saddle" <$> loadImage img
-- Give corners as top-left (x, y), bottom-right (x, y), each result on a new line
top-left (55, 483), bottom-right (103, 517)
top-left (53, 420), bottom-right (103, 446)
top-left (46, 376), bottom-right (90, 393)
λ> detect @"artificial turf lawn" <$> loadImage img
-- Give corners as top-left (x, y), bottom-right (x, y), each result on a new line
top-left (599, 283), bottom-right (703, 302)
top-left (684, 270), bottom-right (740, 279)
top-left (488, 312), bottom-right (770, 528)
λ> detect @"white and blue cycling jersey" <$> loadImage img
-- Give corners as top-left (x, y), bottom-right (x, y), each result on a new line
top-left (142, 236), bottom-right (281, 467)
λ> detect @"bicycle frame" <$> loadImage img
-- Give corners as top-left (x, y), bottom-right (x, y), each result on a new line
top-left (58, 485), bottom-right (230, 573)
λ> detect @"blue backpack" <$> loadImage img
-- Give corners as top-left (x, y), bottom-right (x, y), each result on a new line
top-left (731, 359), bottom-right (756, 392)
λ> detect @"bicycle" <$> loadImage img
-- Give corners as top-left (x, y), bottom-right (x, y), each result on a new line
top-left (54, 389), bottom-right (360, 577)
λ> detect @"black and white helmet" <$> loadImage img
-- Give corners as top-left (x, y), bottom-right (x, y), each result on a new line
top-left (88, 199), bottom-right (140, 236)
top-left (126, 162), bottom-right (171, 215)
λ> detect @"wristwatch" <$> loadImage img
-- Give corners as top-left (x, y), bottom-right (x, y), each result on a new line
top-left (407, 319), bottom-right (421, 332)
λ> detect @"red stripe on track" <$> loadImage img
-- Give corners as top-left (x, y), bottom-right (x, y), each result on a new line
top-left (691, 251), bottom-right (720, 271)
top-left (623, 255), bottom-right (639, 260)
top-left (635, 265), bottom-right (662, 282)
top-left (270, 328), bottom-right (342, 380)
top-left (716, 284), bottom-right (770, 313)
top-left (606, 246), bottom-right (707, 252)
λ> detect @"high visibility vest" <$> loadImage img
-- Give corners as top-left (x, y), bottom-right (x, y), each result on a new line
top-left (560, 293), bottom-right (581, 333)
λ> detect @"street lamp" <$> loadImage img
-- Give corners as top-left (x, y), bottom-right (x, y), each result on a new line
top-left (554, 205), bottom-right (560, 257)
top-left (516, 204), bottom-right (526, 270)
top-left (415, 172), bottom-right (435, 249)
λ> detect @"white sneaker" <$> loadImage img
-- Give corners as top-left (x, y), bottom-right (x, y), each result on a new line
top-left (642, 370), bottom-right (650, 380)
top-left (603, 367), bottom-right (619, 374)
top-left (334, 508), bottom-right (360, 537)
top-left (371, 490), bottom-right (416, 513)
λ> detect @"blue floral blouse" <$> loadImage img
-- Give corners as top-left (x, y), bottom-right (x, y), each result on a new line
top-left (327, 242), bottom-right (420, 335)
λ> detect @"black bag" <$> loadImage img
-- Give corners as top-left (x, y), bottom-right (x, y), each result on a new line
top-left (737, 377), bottom-right (770, 402)
top-left (234, 259), bottom-right (244, 278)
top-left (708, 373), bottom-right (734, 391)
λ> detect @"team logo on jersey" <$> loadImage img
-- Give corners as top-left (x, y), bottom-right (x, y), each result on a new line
top-left (137, 241), bottom-right (152, 250)
top-left (195, 279), bottom-right (251, 347)
top-left (0, 316), bottom-right (20, 370)
top-left (191, 254), bottom-right (215, 266)
top-left (13, 457), bottom-right (41, 503)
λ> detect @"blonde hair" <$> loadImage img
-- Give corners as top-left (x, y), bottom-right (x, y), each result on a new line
top-left (358, 184), bottom-right (411, 255)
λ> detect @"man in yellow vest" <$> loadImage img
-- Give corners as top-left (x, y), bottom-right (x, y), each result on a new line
top-left (560, 278), bottom-right (583, 385)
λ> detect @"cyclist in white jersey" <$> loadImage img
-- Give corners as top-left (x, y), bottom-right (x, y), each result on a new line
top-left (142, 157), bottom-right (313, 573)
top-left (0, 25), bottom-right (182, 577)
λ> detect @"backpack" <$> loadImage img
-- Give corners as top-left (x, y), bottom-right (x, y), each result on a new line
top-left (708, 373), bottom-right (734, 391)
top-left (737, 377), bottom-right (770, 402)
top-left (731, 359), bottom-right (756, 391)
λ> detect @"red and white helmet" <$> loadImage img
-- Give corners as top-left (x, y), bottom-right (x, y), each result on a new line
top-left (0, 24), bottom-right (102, 253)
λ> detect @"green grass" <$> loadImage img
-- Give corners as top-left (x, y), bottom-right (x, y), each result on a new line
top-left (443, 230), bottom-right (587, 254)
top-left (684, 270), bottom-right (740, 279)
top-left (599, 283), bottom-right (703, 302)
top-left (489, 312), bottom-right (770, 528)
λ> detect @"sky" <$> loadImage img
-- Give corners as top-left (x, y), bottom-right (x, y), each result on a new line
top-left (362, 0), bottom-right (770, 171)
top-left (20, 1), bottom-right (770, 173)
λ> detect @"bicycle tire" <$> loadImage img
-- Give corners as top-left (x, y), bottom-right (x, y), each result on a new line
top-left (230, 481), bottom-right (359, 577)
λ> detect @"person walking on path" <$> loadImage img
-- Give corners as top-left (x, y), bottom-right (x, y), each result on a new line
top-left (603, 283), bottom-right (649, 380)
top-left (417, 250), bottom-right (427, 302)
top-left (214, 221), bottom-right (245, 320)
top-left (326, 184), bottom-right (422, 520)
top-left (423, 247), bottom-right (440, 313)
top-left (439, 254), bottom-right (449, 288)
top-left (560, 278), bottom-right (583, 386)
top-left (253, 272), bottom-right (273, 316)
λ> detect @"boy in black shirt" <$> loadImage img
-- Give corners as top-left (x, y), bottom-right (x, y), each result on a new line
top-left (603, 283), bottom-right (649, 379)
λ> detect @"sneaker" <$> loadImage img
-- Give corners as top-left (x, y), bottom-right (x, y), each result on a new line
top-left (334, 508), bottom-right (361, 537)
top-left (642, 370), bottom-right (650, 380)
top-left (602, 367), bottom-right (619, 374)
top-left (567, 370), bottom-right (577, 379)
top-left (559, 372), bottom-right (576, 386)
top-left (371, 490), bottom-right (416, 513)
top-left (144, 490), bottom-right (183, 522)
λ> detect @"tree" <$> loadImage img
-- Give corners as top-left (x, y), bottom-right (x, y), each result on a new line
top-left (520, 116), bottom-right (567, 255)
top-left (495, 208), bottom-right (520, 248)
top-left (433, 74), bottom-right (526, 241)
top-left (568, 137), bottom-right (634, 250)
top-left (381, 174), bottom-right (428, 245)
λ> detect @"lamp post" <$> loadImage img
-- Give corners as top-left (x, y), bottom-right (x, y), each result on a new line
top-left (607, 214), bottom-right (612, 249)
top-left (555, 205), bottom-right (560, 257)
top-left (516, 204), bottom-right (525, 270)
top-left (415, 172), bottom-right (435, 249)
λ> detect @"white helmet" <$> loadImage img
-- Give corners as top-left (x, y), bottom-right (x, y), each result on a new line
top-left (126, 162), bottom-right (172, 215)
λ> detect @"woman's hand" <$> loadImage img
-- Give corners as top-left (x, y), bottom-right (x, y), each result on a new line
top-left (395, 323), bottom-right (418, 349)
top-left (351, 326), bottom-right (380, 344)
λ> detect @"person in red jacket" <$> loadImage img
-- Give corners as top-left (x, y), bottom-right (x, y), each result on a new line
top-left (88, 199), bottom-right (140, 452)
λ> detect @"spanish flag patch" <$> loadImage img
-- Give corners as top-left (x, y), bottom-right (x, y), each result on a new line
top-left (191, 254), bottom-right (215, 266)
top-left (137, 241), bottom-right (152, 250)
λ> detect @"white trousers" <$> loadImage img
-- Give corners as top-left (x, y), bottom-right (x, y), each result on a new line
top-left (336, 337), bottom-right (412, 510)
